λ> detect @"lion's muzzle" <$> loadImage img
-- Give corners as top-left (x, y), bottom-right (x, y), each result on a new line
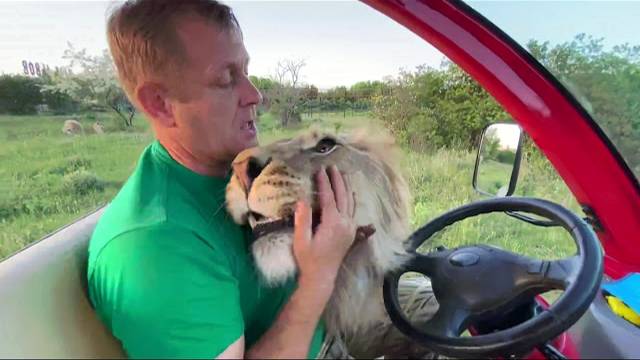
top-left (231, 153), bottom-right (272, 192)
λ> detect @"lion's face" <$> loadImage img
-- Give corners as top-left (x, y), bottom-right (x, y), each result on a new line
top-left (226, 128), bottom-right (412, 286)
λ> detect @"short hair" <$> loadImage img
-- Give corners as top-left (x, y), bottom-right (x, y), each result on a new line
top-left (106, 0), bottom-right (240, 102)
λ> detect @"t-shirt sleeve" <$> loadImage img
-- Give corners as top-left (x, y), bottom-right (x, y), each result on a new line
top-left (89, 224), bottom-right (244, 359)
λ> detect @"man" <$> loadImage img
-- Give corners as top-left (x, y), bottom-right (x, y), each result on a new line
top-left (87, 1), bottom-right (358, 358)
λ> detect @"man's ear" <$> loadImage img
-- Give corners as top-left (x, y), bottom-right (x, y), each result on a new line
top-left (136, 82), bottom-right (175, 128)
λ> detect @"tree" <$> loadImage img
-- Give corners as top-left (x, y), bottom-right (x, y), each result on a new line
top-left (250, 75), bottom-right (277, 93)
top-left (481, 127), bottom-right (501, 159)
top-left (526, 34), bottom-right (640, 175)
top-left (39, 73), bottom-right (79, 114)
top-left (0, 75), bottom-right (43, 114)
top-left (371, 63), bottom-right (507, 151)
top-left (268, 59), bottom-right (306, 127)
top-left (249, 75), bottom-right (277, 114)
top-left (0, 74), bottom-right (79, 115)
top-left (301, 85), bottom-right (319, 101)
top-left (369, 32), bottom-right (639, 173)
top-left (41, 43), bottom-right (135, 127)
top-left (299, 85), bottom-right (319, 118)
top-left (350, 80), bottom-right (387, 110)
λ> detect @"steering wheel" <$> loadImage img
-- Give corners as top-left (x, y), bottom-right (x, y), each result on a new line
top-left (383, 197), bottom-right (603, 358)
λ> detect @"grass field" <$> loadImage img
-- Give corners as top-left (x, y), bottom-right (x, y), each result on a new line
top-left (1, 111), bottom-right (581, 262)
top-left (475, 159), bottom-right (514, 196)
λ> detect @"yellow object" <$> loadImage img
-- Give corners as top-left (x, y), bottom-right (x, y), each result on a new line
top-left (606, 295), bottom-right (640, 326)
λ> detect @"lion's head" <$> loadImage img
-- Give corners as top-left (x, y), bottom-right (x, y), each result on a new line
top-left (226, 127), bottom-right (412, 288)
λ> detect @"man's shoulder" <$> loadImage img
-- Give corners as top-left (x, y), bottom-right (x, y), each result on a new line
top-left (96, 141), bottom-right (235, 236)
top-left (88, 188), bottom-right (239, 271)
top-left (86, 140), bottom-right (249, 287)
top-left (88, 142), bottom-right (222, 256)
top-left (90, 222), bottom-right (223, 269)
top-left (86, 146), bottom-right (168, 256)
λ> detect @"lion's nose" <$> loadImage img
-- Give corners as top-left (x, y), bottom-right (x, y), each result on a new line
top-left (232, 156), bottom-right (271, 191)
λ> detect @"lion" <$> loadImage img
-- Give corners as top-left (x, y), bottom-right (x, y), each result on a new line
top-left (62, 119), bottom-right (83, 135)
top-left (226, 128), bottom-right (437, 357)
top-left (92, 121), bottom-right (105, 134)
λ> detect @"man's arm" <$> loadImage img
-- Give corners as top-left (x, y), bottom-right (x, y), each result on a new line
top-left (219, 276), bottom-right (332, 359)
top-left (245, 272), bottom-right (335, 358)
top-left (216, 337), bottom-right (244, 359)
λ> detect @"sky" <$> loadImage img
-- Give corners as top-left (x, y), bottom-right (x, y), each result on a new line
top-left (1, 0), bottom-right (638, 89)
top-left (493, 123), bottom-right (521, 150)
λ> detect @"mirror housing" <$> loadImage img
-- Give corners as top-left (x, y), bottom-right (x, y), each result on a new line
top-left (473, 123), bottom-right (524, 197)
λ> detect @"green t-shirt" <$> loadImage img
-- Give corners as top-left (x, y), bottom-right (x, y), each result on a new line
top-left (87, 140), bottom-right (324, 358)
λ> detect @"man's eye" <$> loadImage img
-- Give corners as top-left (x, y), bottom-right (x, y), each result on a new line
top-left (218, 77), bottom-right (232, 86)
top-left (214, 72), bottom-right (234, 87)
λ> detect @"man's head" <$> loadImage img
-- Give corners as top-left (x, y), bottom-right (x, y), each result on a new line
top-left (107, 0), bottom-right (262, 173)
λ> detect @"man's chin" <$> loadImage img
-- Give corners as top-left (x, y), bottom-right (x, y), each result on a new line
top-left (241, 133), bottom-right (259, 148)
top-left (228, 139), bottom-right (258, 163)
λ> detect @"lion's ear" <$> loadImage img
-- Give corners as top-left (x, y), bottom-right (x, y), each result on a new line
top-left (346, 127), bottom-right (369, 143)
top-left (348, 126), bottom-right (406, 165)
top-left (347, 127), bottom-right (397, 154)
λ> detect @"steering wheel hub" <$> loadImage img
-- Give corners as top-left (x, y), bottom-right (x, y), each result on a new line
top-left (449, 251), bottom-right (479, 267)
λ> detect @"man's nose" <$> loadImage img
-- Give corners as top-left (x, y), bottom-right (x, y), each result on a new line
top-left (232, 156), bottom-right (271, 191)
top-left (240, 76), bottom-right (263, 107)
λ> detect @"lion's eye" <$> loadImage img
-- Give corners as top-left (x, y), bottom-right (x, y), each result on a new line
top-left (314, 137), bottom-right (337, 154)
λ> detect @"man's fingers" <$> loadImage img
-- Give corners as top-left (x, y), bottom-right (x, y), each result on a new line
top-left (293, 200), bottom-right (312, 252)
top-left (327, 165), bottom-right (348, 214)
top-left (316, 166), bottom-right (337, 214)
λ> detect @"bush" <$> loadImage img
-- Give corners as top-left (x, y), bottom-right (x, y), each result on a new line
top-left (0, 198), bottom-right (21, 220)
top-left (62, 170), bottom-right (104, 195)
top-left (107, 113), bottom-right (130, 132)
top-left (496, 149), bottom-right (516, 164)
top-left (49, 156), bottom-right (92, 175)
top-left (40, 83), bottom-right (78, 114)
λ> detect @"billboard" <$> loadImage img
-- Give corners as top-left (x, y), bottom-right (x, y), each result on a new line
top-left (20, 60), bottom-right (67, 77)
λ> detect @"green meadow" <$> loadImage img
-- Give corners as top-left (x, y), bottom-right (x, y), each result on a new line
top-left (1, 112), bottom-right (579, 261)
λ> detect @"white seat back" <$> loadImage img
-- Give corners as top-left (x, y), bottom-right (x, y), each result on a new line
top-left (0, 207), bottom-right (125, 358)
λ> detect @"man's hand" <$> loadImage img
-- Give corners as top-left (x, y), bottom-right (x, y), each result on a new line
top-left (293, 165), bottom-right (358, 291)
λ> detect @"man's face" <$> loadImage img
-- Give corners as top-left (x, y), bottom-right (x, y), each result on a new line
top-left (168, 17), bottom-right (262, 166)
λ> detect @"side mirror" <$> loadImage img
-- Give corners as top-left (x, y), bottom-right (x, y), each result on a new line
top-left (473, 123), bottom-right (524, 197)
